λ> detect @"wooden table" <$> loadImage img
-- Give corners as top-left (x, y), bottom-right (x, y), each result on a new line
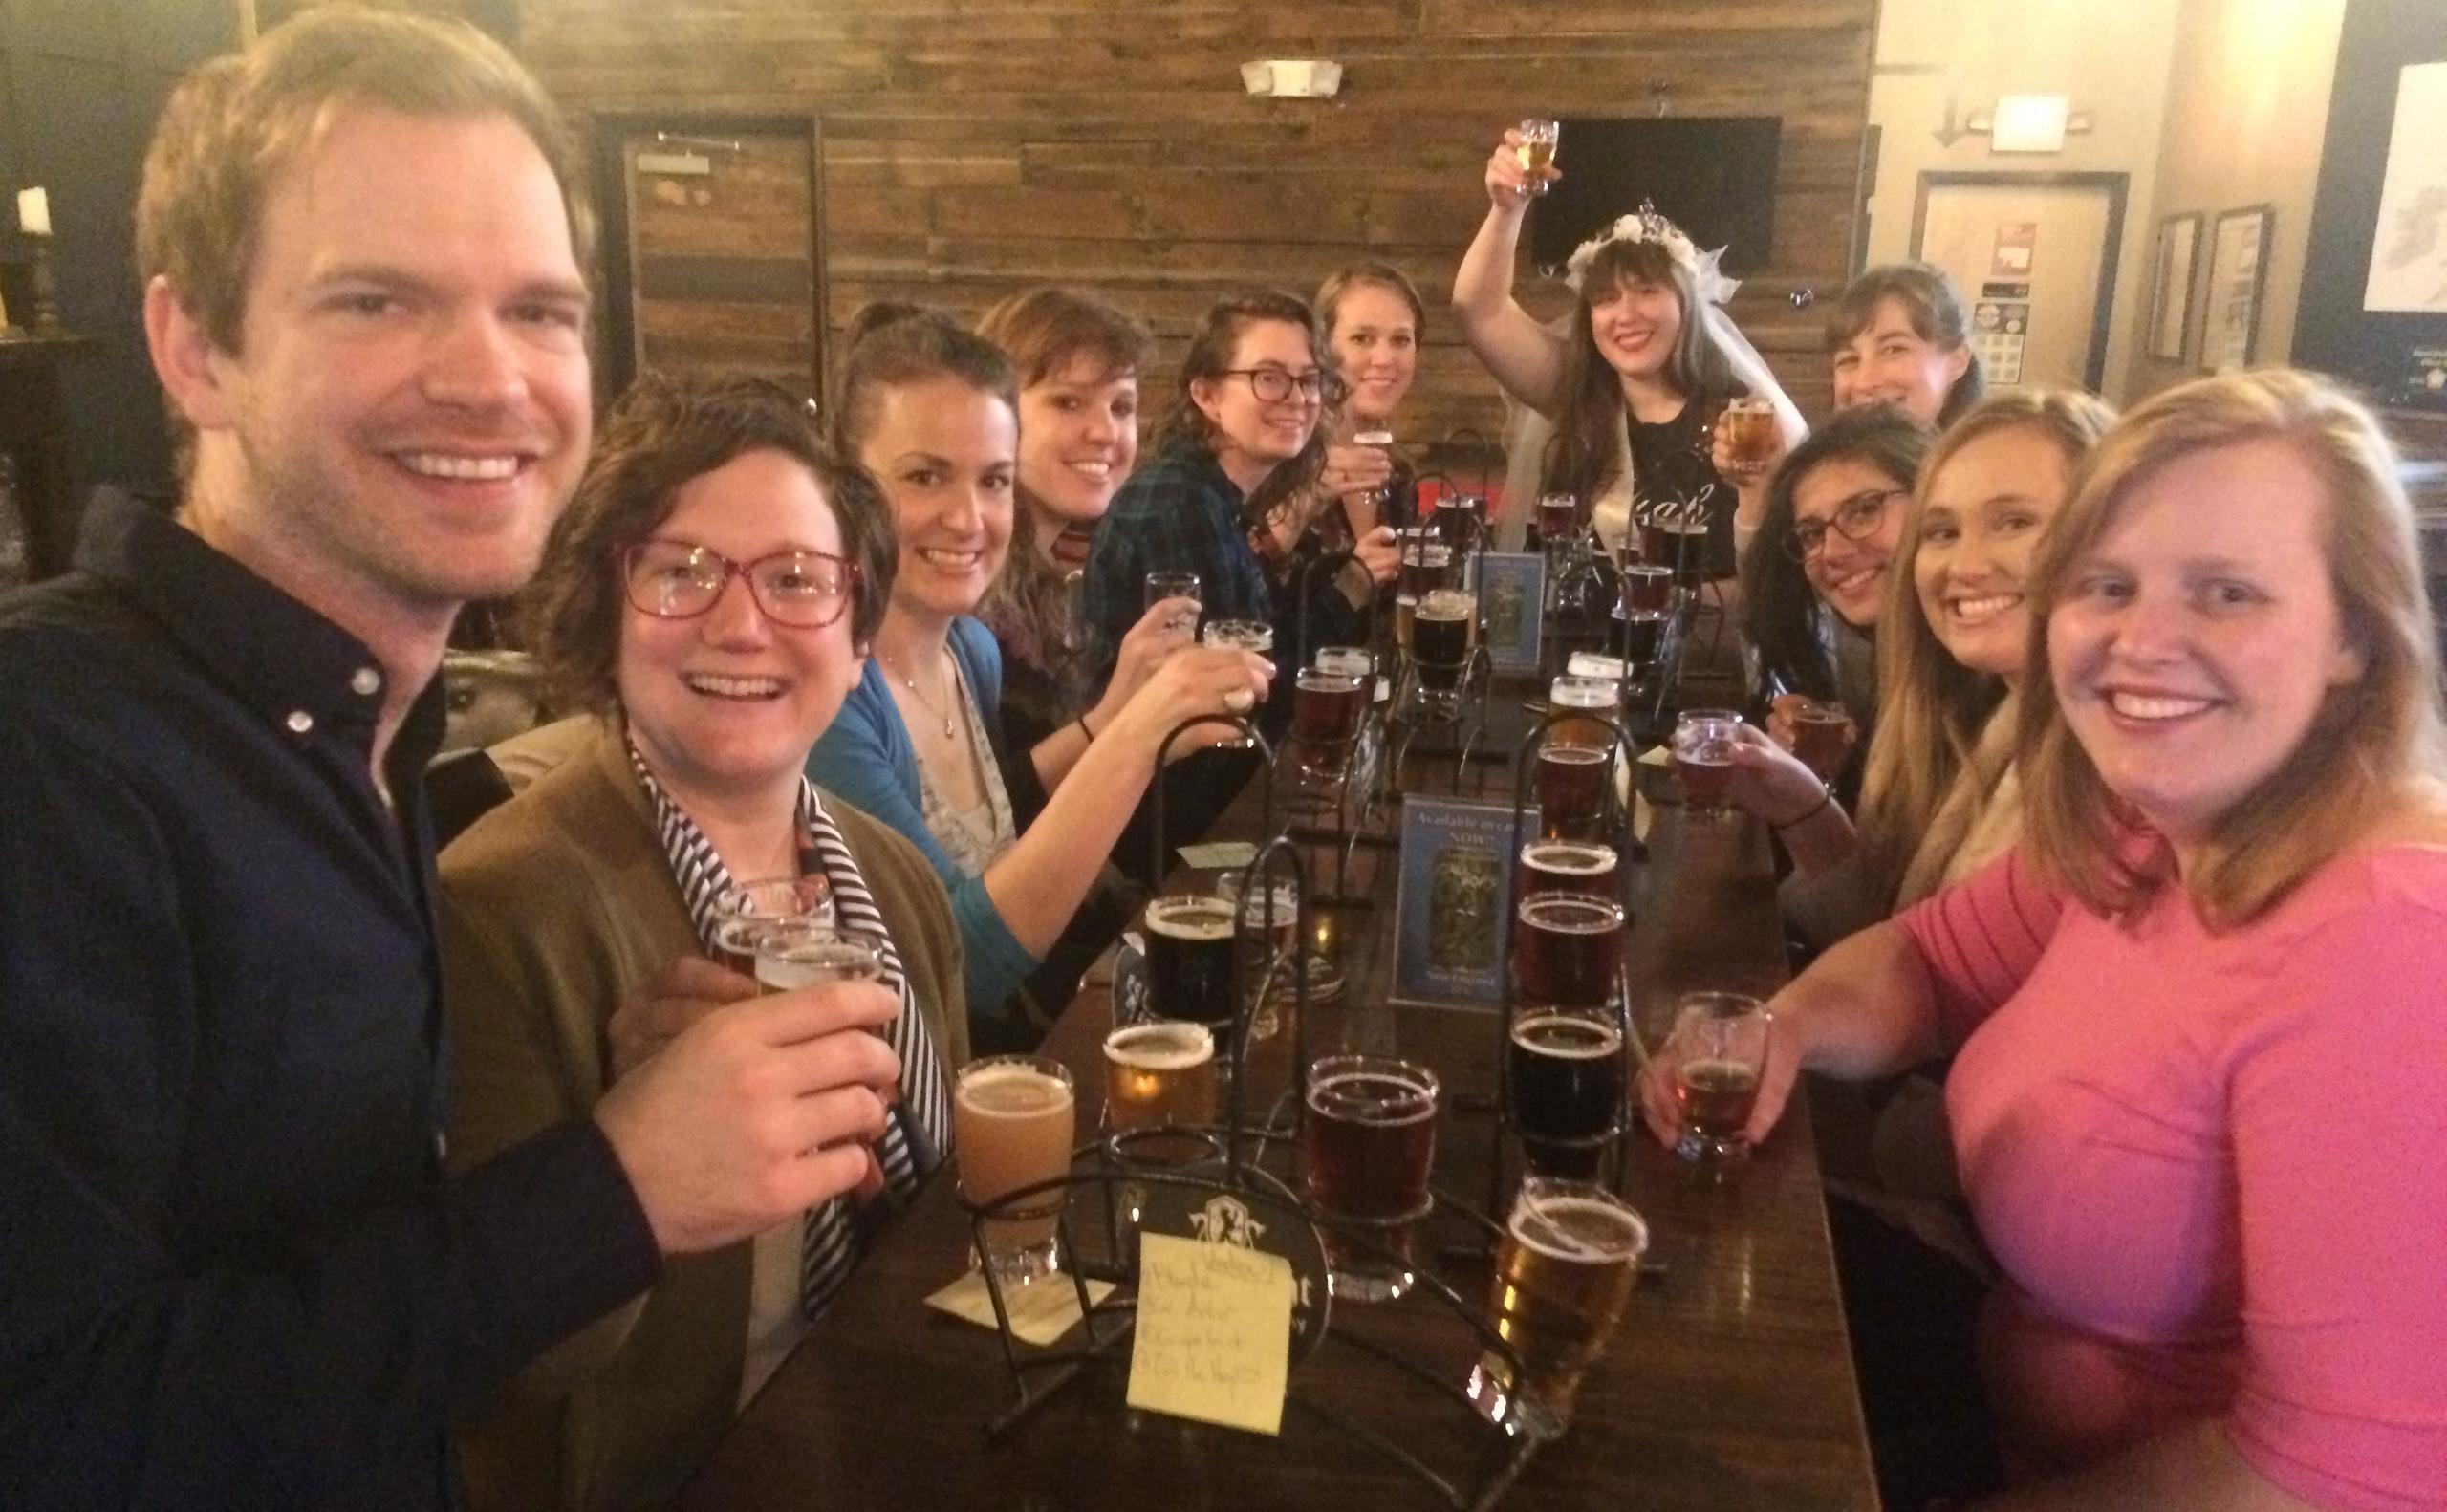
top-left (676, 760), bottom-right (1878, 1511)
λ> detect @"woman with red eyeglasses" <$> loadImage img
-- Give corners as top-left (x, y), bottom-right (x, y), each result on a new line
top-left (435, 374), bottom-right (969, 1509)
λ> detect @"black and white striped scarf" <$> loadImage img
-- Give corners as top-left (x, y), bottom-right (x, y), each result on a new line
top-left (628, 740), bottom-right (951, 1316)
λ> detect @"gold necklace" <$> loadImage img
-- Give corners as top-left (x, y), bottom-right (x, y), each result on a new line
top-left (883, 648), bottom-right (959, 742)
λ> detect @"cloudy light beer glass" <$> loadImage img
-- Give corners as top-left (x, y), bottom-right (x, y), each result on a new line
top-left (749, 921), bottom-right (884, 994)
top-left (1476, 1178), bottom-right (1648, 1439)
top-left (1665, 991), bottom-right (1772, 1167)
top-left (1300, 1053), bottom-right (1440, 1303)
top-left (955, 1055), bottom-right (1077, 1283)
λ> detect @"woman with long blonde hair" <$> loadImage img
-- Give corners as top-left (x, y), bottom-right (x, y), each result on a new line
top-left (1732, 391), bottom-right (2114, 946)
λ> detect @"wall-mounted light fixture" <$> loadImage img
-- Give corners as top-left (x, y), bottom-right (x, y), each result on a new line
top-left (1991, 95), bottom-right (2072, 152)
top-left (1241, 59), bottom-right (1343, 98)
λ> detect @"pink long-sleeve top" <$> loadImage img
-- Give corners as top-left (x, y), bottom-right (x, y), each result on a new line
top-left (1896, 843), bottom-right (2447, 1509)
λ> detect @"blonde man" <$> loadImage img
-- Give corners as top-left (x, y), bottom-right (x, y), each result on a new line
top-left (0, 10), bottom-right (897, 1506)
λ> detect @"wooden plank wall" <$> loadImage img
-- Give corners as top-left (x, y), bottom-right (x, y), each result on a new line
top-left (514, 0), bottom-right (1877, 443)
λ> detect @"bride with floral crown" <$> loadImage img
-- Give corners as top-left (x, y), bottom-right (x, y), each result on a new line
top-left (1452, 127), bottom-right (1805, 580)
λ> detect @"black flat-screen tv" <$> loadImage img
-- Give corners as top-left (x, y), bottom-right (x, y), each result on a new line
top-left (1527, 117), bottom-right (1783, 278)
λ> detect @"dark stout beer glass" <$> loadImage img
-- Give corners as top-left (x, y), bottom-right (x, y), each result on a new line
top-left (1508, 1008), bottom-right (1626, 1178)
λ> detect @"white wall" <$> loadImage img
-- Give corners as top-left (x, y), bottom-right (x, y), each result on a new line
top-left (2127, 0), bottom-right (2344, 400)
top-left (1864, 0), bottom-right (2185, 402)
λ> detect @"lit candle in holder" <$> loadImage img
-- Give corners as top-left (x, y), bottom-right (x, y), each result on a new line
top-left (17, 187), bottom-right (51, 238)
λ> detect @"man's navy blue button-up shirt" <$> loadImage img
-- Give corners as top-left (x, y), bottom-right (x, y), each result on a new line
top-left (0, 491), bottom-right (659, 1509)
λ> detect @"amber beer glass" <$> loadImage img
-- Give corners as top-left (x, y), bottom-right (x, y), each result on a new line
top-left (1720, 395), bottom-right (1779, 469)
top-left (1292, 667), bottom-right (1367, 780)
top-left (1665, 991), bottom-right (1772, 1167)
top-left (1516, 118), bottom-right (1560, 195)
top-left (1535, 491), bottom-right (1580, 551)
top-left (1507, 1009), bottom-right (1626, 1178)
top-left (1299, 1054), bottom-right (1440, 1303)
top-left (1786, 699), bottom-right (1854, 782)
top-left (1548, 674), bottom-right (1618, 749)
top-left (1514, 839), bottom-right (1617, 903)
top-left (1511, 892), bottom-right (1625, 1012)
top-left (1102, 1021), bottom-right (1218, 1163)
top-left (954, 1055), bottom-right (1076, 1282)
top-left (711, 875), bottom-right (834, 974)
top-left (1672, 708), bottom-right (1742, 815)
top-left (1477, 1178), bottom-right (1649, 1439)
top-left (1533, 739), bottom-right (1611, 842)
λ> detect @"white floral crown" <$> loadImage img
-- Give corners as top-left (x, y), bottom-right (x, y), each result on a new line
top-left (1564, 201), bottom-right (1741, 308)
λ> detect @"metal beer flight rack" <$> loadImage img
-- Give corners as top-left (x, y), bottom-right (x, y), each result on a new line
top-left (1466, 705), bottom-right (1647, 1244)
top-left (955, 712), bottom-right (1545, 1509)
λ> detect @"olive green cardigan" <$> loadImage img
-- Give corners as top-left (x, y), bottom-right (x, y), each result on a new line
top-left (436, 719), bottom-right (967, 1512)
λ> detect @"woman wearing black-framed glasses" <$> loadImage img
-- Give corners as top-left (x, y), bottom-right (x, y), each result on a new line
top-left (1079, 290), bottom-right (1400, 710)
top-left (434, 373), bottom-right (973, 1509)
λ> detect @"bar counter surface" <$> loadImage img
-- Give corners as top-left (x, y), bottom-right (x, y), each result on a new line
top-left (673, 760), bottom-right (1877, 1511)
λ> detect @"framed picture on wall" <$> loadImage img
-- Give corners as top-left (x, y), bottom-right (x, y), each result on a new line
top-left (2147, 212), bottom-right (2202, 362)
top-left (2201, 205), bottom-right (2275, 373)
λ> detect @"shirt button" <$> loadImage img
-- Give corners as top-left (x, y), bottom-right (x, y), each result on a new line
top-left (285, 710), bottom-right (314, 735)
top-left (351, 667), bottom-right (382, 697)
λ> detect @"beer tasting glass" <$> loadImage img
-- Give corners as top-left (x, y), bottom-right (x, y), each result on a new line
top-left (1535, 491), bottom-right (1581, 554)
top-left (1215, 868), bottom-right (1299, 1038)
top-left (1299, 1053), bottom-right (1440, 1303)
top-left (1664, 991), bottom-right (1772, 1167)
top-left (1411, 586), bottom-right (1478, 717)
top-left (749, 920), bottom-right (885, 995)
top-left (1514, 838), bottom-right (1617, 905)
top-left (1511, 892), bottom-right (1624, 1013)
top-left (1476, 1178), bottom-right (1648, 1439)
top-left (1720, 395), bottom-right (1780, 470)
top-left (1397, 531), bottom-right (1456, 601)
top-left (1142, 893), bottom-right (1241, 1045)
top-left (710, 875), bottom-right (834, 974)
top-left (1102, 1021), bottom-right (1218, 1165)
top-left (1353, 428), bottom-right (1396, 513)
top-left (1292, 665), bottom-right (1368, 783)
top-left (1516, 118), bottom-right (1561, 195)
top-left (1144, 570), bottom-right (1202, 635)
top-left (1618, 562), bottom-right (1674, 616)
top-left (954, 1055), bottom-right (1077, 1283)
top-left (1507, 1008), bottom-right (1626, 1179)
top-left (1638, 501), bottom-right (1710, 589)
top-left (1784, 699), bottom-right (1854, 782)
top-left (1671, 708), bottom-right (1743, 817)
top-left (1548, 673), bottom-right (1619, 750)
top-left (1534, 734), bottom-right (1612, 843)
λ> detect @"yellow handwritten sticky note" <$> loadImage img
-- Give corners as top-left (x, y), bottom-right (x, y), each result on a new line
top-left (1124, 1232), bottom-right (1294, 1436)
top-left (924, 1271), bottom-right (1115, 1347)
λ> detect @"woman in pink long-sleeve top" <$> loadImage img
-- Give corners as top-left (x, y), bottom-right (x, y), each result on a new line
top-left (1644, 369), bottom-right (2447, 1510)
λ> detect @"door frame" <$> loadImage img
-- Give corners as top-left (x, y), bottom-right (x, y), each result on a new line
top-left (587, 112), bottom-right (828, 404)
top-left (1909, 170), bottom-right (2129, 394)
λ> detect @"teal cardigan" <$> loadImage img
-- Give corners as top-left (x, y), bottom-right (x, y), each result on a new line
top-left (806, 616), bottom-right (1038, 1014)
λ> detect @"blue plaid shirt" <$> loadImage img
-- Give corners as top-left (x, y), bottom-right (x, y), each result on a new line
top-left (1079, 435), bottom-right (1273, 678)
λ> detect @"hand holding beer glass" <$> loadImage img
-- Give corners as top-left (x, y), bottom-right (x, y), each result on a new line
top-left (1473, 1178), bottom-right (1648, 1439)
top-left (954, 1055), bottom-right (1077, 1284)
top-left (1713, 395), bottom-right (1784, 483)
top-left (1514, 119), bottom-right (1561, 196)
top-left (1658, 991), bottom-right (1771, 1167)
top-left (1671, 708), bottom-right (1743, 817)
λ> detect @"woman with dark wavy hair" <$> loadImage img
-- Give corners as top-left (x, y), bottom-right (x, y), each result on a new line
top-left (1078, 290), bottom-right (1400, 692)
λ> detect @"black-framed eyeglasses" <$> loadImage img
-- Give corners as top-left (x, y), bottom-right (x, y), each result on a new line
top-left (1219, 366), bottom-right (1335, 404)
top-left (1786, 487), bottom-right (1908, 562)
top-left (616, 538), bottom-right (859, 629)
